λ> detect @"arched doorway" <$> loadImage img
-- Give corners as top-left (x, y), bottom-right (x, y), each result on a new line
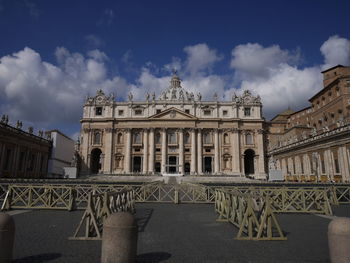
top-left (90, 148), bottom-right (102, 174)
top-left (244, 149), bottom-right (255, 175)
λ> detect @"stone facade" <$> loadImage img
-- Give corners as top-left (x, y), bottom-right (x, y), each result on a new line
top-left (79, 73), bottom-right (267, 179)
top-left (0, 116), bottom-right (51, 178)
top-left (267, 65), bottom-right (350, 182)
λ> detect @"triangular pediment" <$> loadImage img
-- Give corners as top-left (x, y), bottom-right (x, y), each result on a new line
top-left (149, 107), bottom-right (197, 120)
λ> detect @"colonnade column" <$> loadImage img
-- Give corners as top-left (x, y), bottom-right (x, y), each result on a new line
top-left (179, 129), bottom-right (184, 175)
top-left (161, 128), bottom-right (167, 174)
top-left (197, 129), bottom-right (202, 174)
top-left (231, 128), bottom-right (240, 174)
top-left (214, 129), bottom-right (219, 174)
top-left (190, 129), bottom-right (197, 174)
top-left (124, 129), bottom-right (131, 173)
top-left (142, 129), bottom-right (149, 173)
top-left (148, 128), bottom-right (155, 173)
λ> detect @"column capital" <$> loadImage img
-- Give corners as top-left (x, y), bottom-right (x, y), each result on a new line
top-left (104, 128), bottom-right (114, 133)
top-left (231, 128), bottom-right (240, 133)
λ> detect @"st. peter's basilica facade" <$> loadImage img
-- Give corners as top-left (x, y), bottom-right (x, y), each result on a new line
top-left (79, 73), bottom-right (267, 179)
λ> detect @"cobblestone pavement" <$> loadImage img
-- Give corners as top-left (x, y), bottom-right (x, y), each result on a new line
top-left (10, 204), bottom-right (350, 263)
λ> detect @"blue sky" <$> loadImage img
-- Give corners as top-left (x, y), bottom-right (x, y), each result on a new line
top-left (0, 0), bottom-right (350, 139)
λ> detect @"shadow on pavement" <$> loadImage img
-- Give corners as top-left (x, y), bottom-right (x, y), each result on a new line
top-left (136, 208), bottom-right (154, 232)
top-left (137, 252), bottom-right (171, 263)
top-left (13, 253), bottom-right (61, 263)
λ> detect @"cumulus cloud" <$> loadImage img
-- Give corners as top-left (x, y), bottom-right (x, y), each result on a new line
top-left (230, 43), bottom-right (301, 79)
top-left (320, 35), bottom-right (350, 70)
top-left (0, 47), bottom-right (132, 128)
top-left (184, 43), bottom-right (223, 75)
top-left (1, 35), bottom-right (349, 131)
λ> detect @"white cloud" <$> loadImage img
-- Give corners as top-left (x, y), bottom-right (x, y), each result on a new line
top-left (0, 47), bottom-right (132, 127)
top-left (230, 43), bottom-right (300, 79)
top-left (320, 35), bottom-right (350, 70)
top-left (184, 43), bottom-right (223, 75)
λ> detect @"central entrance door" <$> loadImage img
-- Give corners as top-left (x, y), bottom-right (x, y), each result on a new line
top-left (133, 156), bottom-right (142, 172)
top-left (168, 156), bottom-right (178, 173)
top-left (204, 156), bottom-right (212, 173)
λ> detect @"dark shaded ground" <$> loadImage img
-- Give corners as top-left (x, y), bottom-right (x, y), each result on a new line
top-left (11, 204), bottom-right (350, 263)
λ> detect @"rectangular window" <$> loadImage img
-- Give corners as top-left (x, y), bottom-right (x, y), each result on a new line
top-left (185, 148), bottom-right (190, 152)
top-left (156, 148), bottom-right (161, 152)
top-left (246, 134), bottom-right (253, 145)
top-left (156, 109), bottom-right (161, 114)
top-left (203, 110), bottom-right (211, 116)
top-left (185, 109), bottom-right (190, 114)
top-left (223, 110), bottom-right (228, 116)
top-left (205, 148), bottom-right (211, 153)
top-left (133, 133), bottom-right (142, 144)
top-left (168, 133), bottom-right (177, 144)
top-left (134, 148), bottom-right (141, 152)
top-left (95, 107), bottom-right (103, 116)
top-left (118, 110), bottom-right (124, 116)
top-left (134, 109), bottom-right (143, 115)
top-left (244, 107), bottom-right (251, 116)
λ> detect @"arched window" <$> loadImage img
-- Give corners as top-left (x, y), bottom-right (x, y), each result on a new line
top-left (94, 131), bottom-right (101, 145)
top-left (117, 133), bottom-right (123, 144)
top-left (224, 133), bottom-right (229, 144)
top-left (133, 132), bottom-right (142, 144)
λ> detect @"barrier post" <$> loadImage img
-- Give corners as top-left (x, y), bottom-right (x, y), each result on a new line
top-left (0, 213), bottom-right (15, 263)
top-left (101, 212), bottom-right (138, 263)
top-left (328, 217), bottom-right (350, 263)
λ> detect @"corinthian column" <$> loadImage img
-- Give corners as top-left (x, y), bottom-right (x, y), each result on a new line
top-left (256, 129), bottom-right (266, 177)
top-left (179, 128), bottom-right (184, 175)
top-left (124, 129), bottom-right (131, 173)
top-left (142, 129), bottom-right (149, 173)
top-left (197, 129), bottom-right (203, 174)
top-left (231, 128), bottom-right (240, 174)
top-left (190, 129), bottom-right (197, 174)
top-left (214, 129), bottom-right (220, 174)
top-left (148, 128), bottom-right (155, 173)
top-left (161, 128), bottom-right (167, 174)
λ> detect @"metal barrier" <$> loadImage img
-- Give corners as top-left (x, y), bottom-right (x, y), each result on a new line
top-left (70, 189), bottom-right (135, 240)
top-left (0, 181), bottom-right (348, 210)
top-left (1, 185), bottom-right (74, 211)
top-left (215, 189), bottom-right (286, 241)
top-left (247, 187), bottom-right (333, 215)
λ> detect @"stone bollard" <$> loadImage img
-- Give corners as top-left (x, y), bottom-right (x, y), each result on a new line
top-left (0, 213), bottom-right (15, 263)
top-left (328, 217), bottom-right (350, 263)
top-left (101, 212), bottom-right (138, 263)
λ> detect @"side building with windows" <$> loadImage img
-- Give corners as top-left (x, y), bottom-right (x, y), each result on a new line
top-left (0, 116), bottom-right (51, 178)
top-left (79, 72), bottom-right (267, 179)
top-left (267, 65), bottom-right (350, 182)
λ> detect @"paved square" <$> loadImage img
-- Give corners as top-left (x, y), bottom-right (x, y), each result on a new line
top-left (10, 204), bottom-right (350, 262)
